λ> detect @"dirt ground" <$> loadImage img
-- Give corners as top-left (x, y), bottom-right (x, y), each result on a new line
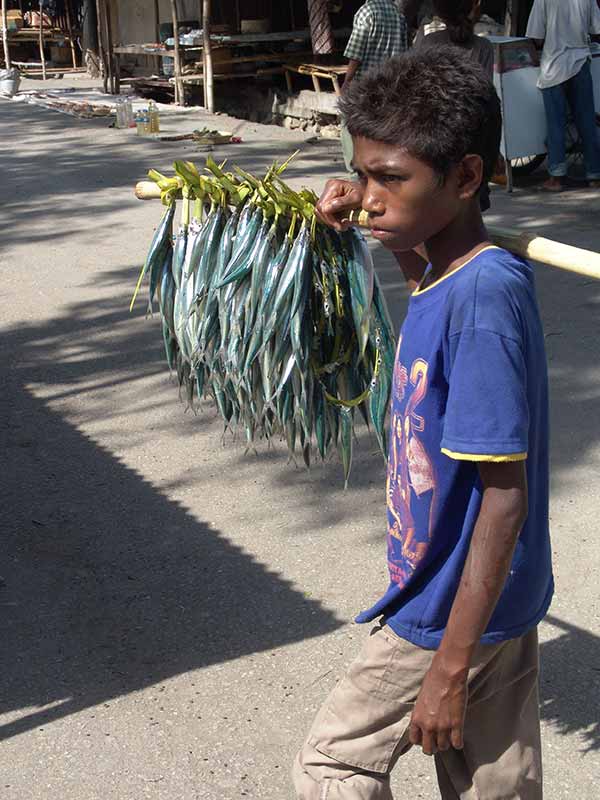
top-left (1, 77), bottom-right (599, 799)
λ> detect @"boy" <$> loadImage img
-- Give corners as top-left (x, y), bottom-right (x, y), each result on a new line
top-left (293, 47), bottom-right (553, 799)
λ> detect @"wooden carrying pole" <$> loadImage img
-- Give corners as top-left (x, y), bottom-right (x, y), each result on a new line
top-left (38, 1), bottom-right (47, 80)
top-left (202, 0), bottom-right (214, 112)
top-left (133, 181), bottom-right (600, 280)
top-left (170, 0), bottom-right (182, 104)
top-left (1, 0), bottom-right (11, 69)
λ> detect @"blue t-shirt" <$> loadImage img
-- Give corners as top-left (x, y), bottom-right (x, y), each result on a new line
top-left (356, 246), bottom-right (554, 649)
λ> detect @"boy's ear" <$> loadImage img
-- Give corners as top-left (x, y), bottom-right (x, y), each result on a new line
top-left (457, 155), bottom-right (484, 200)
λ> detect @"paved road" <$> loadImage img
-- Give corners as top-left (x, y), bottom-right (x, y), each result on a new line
top-left (1, 83), bottom-right (599, 799)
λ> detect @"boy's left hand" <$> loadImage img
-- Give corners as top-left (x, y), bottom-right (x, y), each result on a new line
top-left (408, 657), bottom-right (468, 755)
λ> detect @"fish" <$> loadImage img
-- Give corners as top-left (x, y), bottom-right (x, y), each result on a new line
top-left (136, 159), bottom-right (397, 485)
top-left (131, 202), bottom-right (175, 311)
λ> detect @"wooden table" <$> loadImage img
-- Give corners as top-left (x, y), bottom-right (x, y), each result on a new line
top-left (283, 63), bottom-right (348, 95)
top-left (6, 27), bottom-right (79, 72)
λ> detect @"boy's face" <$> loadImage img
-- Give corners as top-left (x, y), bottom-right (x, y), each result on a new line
top-left (352, 137), bottom-right (477, 252)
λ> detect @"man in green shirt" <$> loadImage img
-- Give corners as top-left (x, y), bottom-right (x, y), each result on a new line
top-left (341, 1), bottom-right (408, 170)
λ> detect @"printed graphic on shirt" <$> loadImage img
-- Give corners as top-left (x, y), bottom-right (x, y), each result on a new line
top-left (387, 338), bottom-right (437, 587)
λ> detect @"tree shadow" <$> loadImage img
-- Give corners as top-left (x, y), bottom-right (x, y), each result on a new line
top-left (539, 615), bottom-right (600, 752)
top-left (2, 96), bottom-right (600, 761)
top-left (0, 299), bottom-right (342, 743)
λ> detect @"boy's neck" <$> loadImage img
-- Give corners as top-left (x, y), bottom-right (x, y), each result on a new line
top-left (424, 204), bottom-right (490, 284)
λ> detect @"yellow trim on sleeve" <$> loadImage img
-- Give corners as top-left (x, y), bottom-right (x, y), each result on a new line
top-left (441, 448), bottom-right (528, 463)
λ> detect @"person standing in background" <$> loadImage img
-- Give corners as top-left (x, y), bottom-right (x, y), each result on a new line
top-left (413, 0), bottom-right (494, 80)
top-left (341, 1), bottom-right (408, 171)
top-left (526, 0), bottom-right (600, 191)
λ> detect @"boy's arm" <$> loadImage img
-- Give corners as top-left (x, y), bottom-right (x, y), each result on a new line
top-left (409, 460), bottom-right (528, 755)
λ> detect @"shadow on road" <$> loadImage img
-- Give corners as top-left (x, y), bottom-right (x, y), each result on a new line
top-left (0, 301), bottom-right (341, 743)
top-left (539, 615), bottom-right (600, 753)
top-left (2, 98), bottom-right (600, 755)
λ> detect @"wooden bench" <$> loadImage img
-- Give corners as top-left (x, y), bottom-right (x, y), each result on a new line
top-left (283, 63), bottom-right (348, 96)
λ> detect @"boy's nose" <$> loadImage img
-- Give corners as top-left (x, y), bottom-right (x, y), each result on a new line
top-left (362, 192), bottom-right (385, 217)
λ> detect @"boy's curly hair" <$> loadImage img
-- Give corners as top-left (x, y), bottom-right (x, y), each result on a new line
top-left (339, 46), bottom-right (501, 184)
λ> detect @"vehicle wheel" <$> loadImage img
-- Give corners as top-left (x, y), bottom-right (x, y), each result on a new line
top-left (510, 154), bottom-right (546, 176)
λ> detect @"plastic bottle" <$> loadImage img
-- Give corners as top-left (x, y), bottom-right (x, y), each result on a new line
top-left (148, 100), bottom-right (160, 133)
top-left (124, 99), bottom-right (134, 128)
top-left (115, 98), bottom-right (127, 128)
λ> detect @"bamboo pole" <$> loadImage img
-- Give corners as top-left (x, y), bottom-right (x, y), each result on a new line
top-left (169, 0), bottom-right (182, 105)
top-left (202, 0), bottom-right (214, 113)
top-left (65, 0), bottom-right (77, 68)
top-left (38, 1), bottom-right (47, 80)
top-left (487, 225), bottom-right (600, 280)
top-left (1, 0), bottom-right (11, 70)
top-left (132, 181), bottom-right (600, 280)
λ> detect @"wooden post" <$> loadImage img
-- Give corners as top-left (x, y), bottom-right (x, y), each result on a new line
top-left (95, 0), bottom-right (108, 92)
top-left (104, 0), bottom-right (115, 93)
top-left (1, 0), bottom-right (11, 70)
top-left (38, 1), bottom-right (47, 80)
top-left (202, 0), bottom-right (214, 112)
top-left (307, 0), bottom-right (334, 58)
top-left (154, 0), bottom-right (160, 43)
top-left (504, 0), bottom-right (519, 37)
top-left (170, 0), bottom-right (182, 104)
top-left (65, 0), bottom-right (77, 68)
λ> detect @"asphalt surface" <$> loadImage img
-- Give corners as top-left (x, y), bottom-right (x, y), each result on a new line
top-left (1, 78), bottom-right (599, 799)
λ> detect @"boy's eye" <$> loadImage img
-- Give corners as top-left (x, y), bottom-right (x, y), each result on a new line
top-left (380, 174), bottom-right (406, 183)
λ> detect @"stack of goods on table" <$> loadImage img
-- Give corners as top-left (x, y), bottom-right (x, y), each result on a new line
top-left (132, 157), bottom-right (396, 486)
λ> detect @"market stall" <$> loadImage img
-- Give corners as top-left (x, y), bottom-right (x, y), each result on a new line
top-left (114, 25), bottom-right (351, 106)
top-left (1, 2), bottom-right (81, 79)
top-left (492, 36), bottom-right (600, 190)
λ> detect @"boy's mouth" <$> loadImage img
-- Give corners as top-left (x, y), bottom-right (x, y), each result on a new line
top-left (370, 227), bottom-right (399, 242)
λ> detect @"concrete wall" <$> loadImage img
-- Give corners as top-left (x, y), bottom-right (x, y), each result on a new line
top-left (114, 1), bottom-right (202, 46)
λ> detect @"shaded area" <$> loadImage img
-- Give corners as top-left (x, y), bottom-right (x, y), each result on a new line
top-left (0, 300), bottom-right (341, 742)
top-left (0, 100), bottom-right (341, 251)
top-left (540, 615), bottom-right (600, 753)
top-left (1, 95), bottom-right (599, 764)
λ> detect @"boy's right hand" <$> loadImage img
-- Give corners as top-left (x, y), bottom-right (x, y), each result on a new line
top-left (315, 179), bottom-right (364, 231)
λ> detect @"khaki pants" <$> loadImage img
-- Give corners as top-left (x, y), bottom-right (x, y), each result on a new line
top-left (293, 624), bottom-right (542, 799)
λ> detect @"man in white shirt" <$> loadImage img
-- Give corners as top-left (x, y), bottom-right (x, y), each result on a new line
top-left (527, 0), bottom-right (600, 190)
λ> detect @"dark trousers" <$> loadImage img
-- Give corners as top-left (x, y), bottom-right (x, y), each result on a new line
top-left (541, 60), bottom-right (600, 180)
